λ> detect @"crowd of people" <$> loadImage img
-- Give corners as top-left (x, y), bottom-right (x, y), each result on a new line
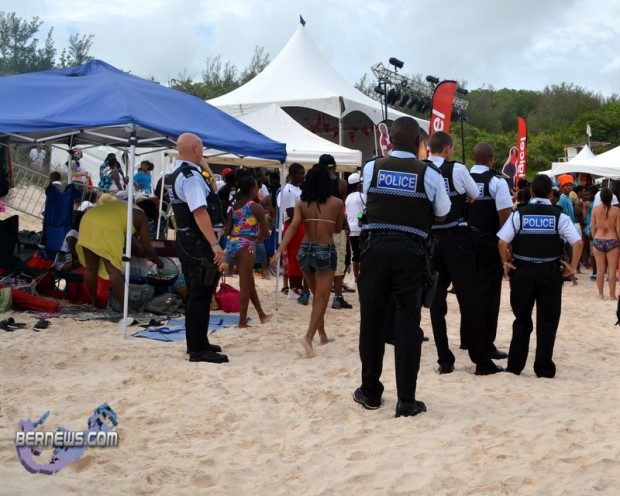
top-left (42, 124), bottom-right (611, 419)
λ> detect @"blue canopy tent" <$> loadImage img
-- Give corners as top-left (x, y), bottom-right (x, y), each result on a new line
top-left (0, 59), bottom-right (287, 334)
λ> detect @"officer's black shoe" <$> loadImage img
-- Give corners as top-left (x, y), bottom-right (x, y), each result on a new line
top-left (475, 364), bottom-right (504, 375)
top-left (422, 335), bottom-right (430, 342)
top-left (395, 400), bottom-right (427, 418)
top-left (489, 349), bottom-right (508, 360)
top-left (189, 350), bottom-right (229, 363)
top-left (186, 344), bottom-right (222, 354)
top-left (436, 363), bottom-right (455, 375)
top-left (459, 343), bottom-right (468, 350)
top-left (352, 388), bottom-right (381, 410)
top-left (505, 367), bottom-right (521, 375)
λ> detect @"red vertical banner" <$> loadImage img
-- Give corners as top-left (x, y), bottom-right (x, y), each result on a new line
top-left (429, 80), bottom-right (457, 138)
top-left (516, 116), bottom-right (528, 186)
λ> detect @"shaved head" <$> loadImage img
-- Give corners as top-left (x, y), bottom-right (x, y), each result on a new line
top-left (473, 142), bottom-right (495, 166)
top-left (390, 117), bottom-right (421, 154)
top-left (177, 133), bottom-right (203, 164)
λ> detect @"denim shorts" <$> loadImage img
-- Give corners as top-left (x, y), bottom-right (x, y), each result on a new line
top-left (297, 242), bottom-right (337, 272)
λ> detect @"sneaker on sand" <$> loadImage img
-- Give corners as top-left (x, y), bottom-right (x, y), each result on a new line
top-left (297, 290), bottom-right (310, 305)
top-left (332, 295), bottom-right (352, 309)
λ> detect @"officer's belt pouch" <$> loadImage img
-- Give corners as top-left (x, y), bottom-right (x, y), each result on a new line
top-left (422, 270), bottom-right (439, 309)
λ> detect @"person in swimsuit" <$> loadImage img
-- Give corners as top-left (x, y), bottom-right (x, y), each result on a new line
top-left (270, 163), bottom-right (344, 358)
top-left (225, 176), bottom-right (272, 327)
top-left (591, 187), bottom-right (620, 299)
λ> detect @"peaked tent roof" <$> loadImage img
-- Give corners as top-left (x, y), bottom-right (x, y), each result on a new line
top-left (0, 60), bottom-right (286, 161)
top-left (552, 144), bottom-right (620, 177)
top-left (209, 25), bottom-right (426, 131)
top-left (551, 145), bottom-right (595, 175)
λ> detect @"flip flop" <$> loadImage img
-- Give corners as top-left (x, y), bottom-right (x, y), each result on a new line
top-left (33, 320), bottom-right (51, 331)
top-left (1, 318), bottom-right (27, 329)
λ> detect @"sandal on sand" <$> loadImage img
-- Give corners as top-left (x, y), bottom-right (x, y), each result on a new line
top-left (33, 320), bottom-right (51, 331)
top-left (1, 318), bottom-right (27, 331)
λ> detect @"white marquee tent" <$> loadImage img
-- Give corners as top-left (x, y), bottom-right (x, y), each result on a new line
top-left (206, 104), bottom-right (362, 171)
top-left (208, 23), bottom-right (427, 159)
top-left (552, 144), bottom-right (620, 178)
top-left (551, 145), bottom-right (597, 175)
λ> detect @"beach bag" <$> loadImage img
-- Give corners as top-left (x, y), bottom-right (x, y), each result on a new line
top-left (214, 280), bottom-right (240, 313)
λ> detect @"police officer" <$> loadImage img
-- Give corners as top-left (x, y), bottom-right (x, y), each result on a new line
top-left (166, 133), bottom-right (228, 363)
top-left (467, 142), bottom-right (513, 359)
top-left (353, 117), bottom-right (450, 418)
top-left (426, 131), bottom-right (503, 376)
top-left (498, 174), bottom-right (582, 378)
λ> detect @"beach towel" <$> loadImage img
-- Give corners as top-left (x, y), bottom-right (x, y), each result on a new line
top-left (132, 314), bottom-right (242, 342)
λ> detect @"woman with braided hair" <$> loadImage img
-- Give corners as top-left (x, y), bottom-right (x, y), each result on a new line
top-left (271, 163), bottom-right (344, 358)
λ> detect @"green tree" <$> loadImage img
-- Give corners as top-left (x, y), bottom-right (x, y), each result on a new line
top-left (240, 45), bottom-right (270, 85)
top-left (0, 12), bottom-right (55, 74)
top-left (59, 33), bottom-right (94, 67)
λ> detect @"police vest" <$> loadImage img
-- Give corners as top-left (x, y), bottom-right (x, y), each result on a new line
top-left (468, 169), bottom-right (503, 234)
top-left (427, 160), bottom-right (467, 230)
top-left (165, 162), bottom-right (225, 231)
top-left (364, 155), bottom-right (434, 239)
top-left (512, 203), bottom-right (563, 263)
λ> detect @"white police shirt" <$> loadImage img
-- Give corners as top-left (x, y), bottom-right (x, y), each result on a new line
top-left (469, 165), bottom-right (513, 211)
top-left (169, 159), bottom-right (217, 231)
top-left (362, 150), bottom-right (451, 218)
top-left (497, 198), bottom-right (581, 245)
top-left (427, 155), bottom-right (480, 199)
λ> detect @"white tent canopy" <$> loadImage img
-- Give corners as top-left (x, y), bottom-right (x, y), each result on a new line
top-left (208, 23), bottom-right (428, 160)
top-left (551, 145), bottom-right (596, 176)
top-left (209, 25), bottom-right (420, 128)
top-left (206, 104), bottom-right (362, 171)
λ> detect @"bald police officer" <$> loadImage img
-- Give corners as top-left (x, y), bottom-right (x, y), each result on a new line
top-left (467, 142), bottom-right (513, 359)
top-left (166, 133), bottom-right (228, 364)
top-left (498, 174), bottom-right (582, 378)
top-left (353, 117), bottom-right (450, 418)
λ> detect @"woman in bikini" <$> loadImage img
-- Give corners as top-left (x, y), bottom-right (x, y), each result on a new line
top-left (591, 187), bottom-right (620, 299)
top-left (225, 176), bottom-right (272, 327)
top-left (270, 163), bottom-right (344, 358)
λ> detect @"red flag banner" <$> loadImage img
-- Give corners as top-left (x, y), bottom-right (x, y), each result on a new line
top-left (516, 116), bottom-right (528, 186)
top-left (429, 80), bottom-right (457, 138)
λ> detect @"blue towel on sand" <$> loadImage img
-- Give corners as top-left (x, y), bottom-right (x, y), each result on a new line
top-left (132, 314), bottom-right (241, 342)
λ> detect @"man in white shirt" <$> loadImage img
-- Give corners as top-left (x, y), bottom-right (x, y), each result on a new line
top-left (468, 142), bottom-right (513, 360)
top-left (427, 132), bottom-right (503, 376)
top-left (344, 173), bottom-right (365, 282)
top-left (29, 144), bottom-right (46, 169)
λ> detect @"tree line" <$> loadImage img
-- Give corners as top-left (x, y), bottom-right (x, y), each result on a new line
top-left (2, 11), bottom-right (618, 175)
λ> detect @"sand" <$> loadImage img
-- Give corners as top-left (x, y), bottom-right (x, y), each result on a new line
top-left (1, 209), bottom-right (620, 495)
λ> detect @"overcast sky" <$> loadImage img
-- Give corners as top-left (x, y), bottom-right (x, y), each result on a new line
top-left (4, 0), bottom-right (620, 96)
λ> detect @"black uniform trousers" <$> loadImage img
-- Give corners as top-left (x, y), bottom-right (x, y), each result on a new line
top-left (358, 231), bottom-right (426, 404)
top-left (507, 264), bottom-right (563, 378)
top-left (430, 227), bottom-right (496, 370)
top-left (175, 230), bottom-right (220, 353)
top-left (468, 232), bottom-right (504, 353)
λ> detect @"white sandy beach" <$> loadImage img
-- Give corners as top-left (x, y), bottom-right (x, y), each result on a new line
top-left (1, 209), bottom-right (620, 495)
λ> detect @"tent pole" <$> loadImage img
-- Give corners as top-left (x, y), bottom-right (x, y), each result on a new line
top-left (338, 117), bottom-right (343, 147)
top-left (122, 128), bottom-right (137, 338)
top-left (374, 125), bottom-right (380, 158)
top-left (274, 162), bottom-right (286, 310)
top-left (156, 164), bottom-right (166, 239)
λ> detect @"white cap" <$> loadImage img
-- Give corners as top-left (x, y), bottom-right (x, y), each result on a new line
top-left (348, 173), bottom-right (361, 185)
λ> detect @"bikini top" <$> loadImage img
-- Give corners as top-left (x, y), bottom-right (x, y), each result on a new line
top-left (304, 218), bottom-right (336, 224)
